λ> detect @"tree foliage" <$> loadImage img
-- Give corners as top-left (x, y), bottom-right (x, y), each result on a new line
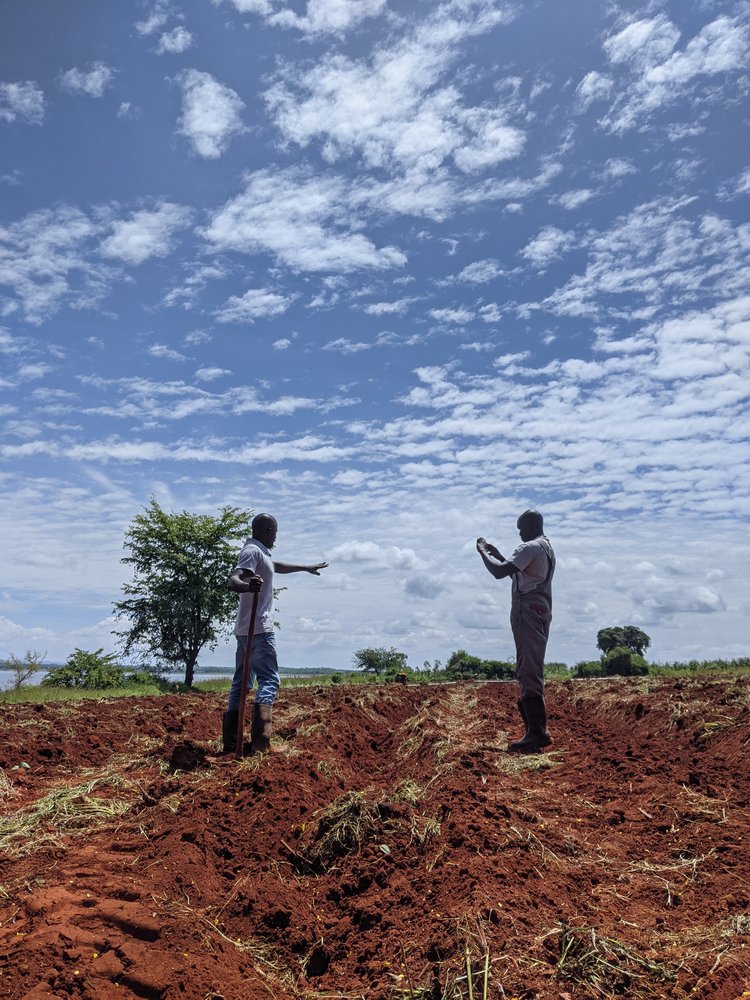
top-left (4, 649), bottom-right (45, 690)
top-left (113, 499), bottom-right (251, 686)
top-left (602, 646), bottom-right (649, 677)
top-left (353, 647), bottom-right (408, 675)
top-left (596, 625), bottom-right (651, 657)
top-left (444, 650), bottom-right (515, 681)
top-left (42, 648), bottom-right (126, 689)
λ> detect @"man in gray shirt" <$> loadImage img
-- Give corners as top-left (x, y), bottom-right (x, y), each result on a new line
top-left (224, 513), bottom-right (327, 754)
top-left (476, 509), bottom-right (556, 753)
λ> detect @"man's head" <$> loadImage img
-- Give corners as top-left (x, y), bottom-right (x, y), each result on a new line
top-left (517, 508), bottom-right (543, 542)
top-left (251, 513), bottom-right (278, 549)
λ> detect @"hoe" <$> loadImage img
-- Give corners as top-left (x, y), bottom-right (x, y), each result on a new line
top-left (235, 590), bottom-right (259, 759)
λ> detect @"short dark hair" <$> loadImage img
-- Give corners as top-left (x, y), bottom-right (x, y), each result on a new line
top-left (252, 513), bottom-right (277, 534)
top-left (517, 508), bottom-right (543, 533)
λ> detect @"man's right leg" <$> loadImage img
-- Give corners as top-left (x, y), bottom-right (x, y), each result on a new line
top-left (509, 606), bottom-right (551, 753)
top-left (250, 634), bottom-right (280, 753)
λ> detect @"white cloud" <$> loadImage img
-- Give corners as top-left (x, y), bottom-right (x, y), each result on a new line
top-left (455, 259), bottom-right (503, 283)
top-left (604, 15), bottom-right (681, 69)
top-left (148, 343), bottom-right (189, 362)
top-left (267, 0), bottom-right (387, 37)
top-left (539, 200), bottom-right (750, 320)
top-left (558, 189), bottom-right (595, 210)
top-left (602, 15), bottom-right (750, 133)
top-left (58, 62), bottom-right (115, 98)
top-left (601, 158), bottom-right (636, 180)
top-left (362, 298), bottom-right (414, 316)
top-left (575, 71), bottom-right (613, 111)
top-left (156, 26), bottom-right (194, 54)
top-left (195, 367), bottom-right (231, 381)
top-left (429, 306), bottom-right (474, 324)
top-left (0, 206), bottom-right (112, 324)
top-left (327, 540), bottom-right (423, 570)
top-left (135, 4), bottom-right (170, 35)
top-left (521, 226), bottom-right (574, 267)
top-left (203, 168), bottom-right (407, 272)
top-left (99, 203), bottom-right (192, 265)
top-left (273, 338), bottom-right (291, 350)
top-left (322, 337), bottom-right (372, 353)
top-left (177, 70), bottom-right (246, 159)
top-left (0, 81), bottom-right (45, 124)
top-left (265, 3), bottom-right (523, 176)
top-left (215, 287), bottom-right (293, 323)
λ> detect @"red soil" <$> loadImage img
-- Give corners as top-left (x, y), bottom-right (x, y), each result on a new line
top-left (1, 677), bottom-right (749, 999)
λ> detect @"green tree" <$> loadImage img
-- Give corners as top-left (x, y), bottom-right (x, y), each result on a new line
top-left (596, 625), bottom-right (651, 657)
top-left (596, 627), bottom-right (625, 655)
top-left (4, 649), bottom-right (45, 690)
top-left (622, 625), bottom-right (651, 656)
top-left (42, 648), bottom-right (126, 689)
top-left (113, 499), bottom-right (251, 687)
top-left (353, 647), bottom-right (408, 675)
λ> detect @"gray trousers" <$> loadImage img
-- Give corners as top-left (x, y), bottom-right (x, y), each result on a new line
top-left (510, 598), bottom-right (551, 698)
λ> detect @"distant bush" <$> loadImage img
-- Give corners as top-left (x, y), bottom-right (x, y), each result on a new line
top-left (444, 650), bottom-right (514, 681)
top-left (42, 648), bottom-right (128, 689)
top-left (602, 646), bottom-right (649, 677)
top-left (573, 660), bottom-right (603, 678)
top-left (545, 661), bottom-right (572, 678)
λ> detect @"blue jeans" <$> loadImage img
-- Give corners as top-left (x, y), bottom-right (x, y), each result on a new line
top-left (227, 632), bottom-right (280, 709)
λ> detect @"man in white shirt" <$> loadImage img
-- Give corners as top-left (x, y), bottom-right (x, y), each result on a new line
top-left (223, 513), bottom-right (328, 753)
top-left (476, 509), bottom-right (556, 753)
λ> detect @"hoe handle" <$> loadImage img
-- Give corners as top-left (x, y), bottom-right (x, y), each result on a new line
top-left (235, 591), bottom-right (259, 760)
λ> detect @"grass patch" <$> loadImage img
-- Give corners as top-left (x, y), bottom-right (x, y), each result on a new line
top-left (0, 770), bottom-right (17, 800)
top-left (300, 790), bottom-right (383, 867)
top-left (0, 772), bottom-right (136, 856)
top-left (495, 750), bottom-right (562, 773)
top-left (553, 923), bottom-right (676, 997)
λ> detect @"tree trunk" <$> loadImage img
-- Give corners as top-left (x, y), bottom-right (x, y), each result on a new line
top-left (184, 652), bottom-right (198, 688)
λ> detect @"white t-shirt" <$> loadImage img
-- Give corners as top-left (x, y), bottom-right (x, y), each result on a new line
top-left (233, 538), bottom-right (275, 636)
top-left (509, 536), bottom-right (555, 601)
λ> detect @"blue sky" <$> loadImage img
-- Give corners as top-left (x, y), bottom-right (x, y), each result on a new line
top-left (1, 0), bottom-right (748, 672)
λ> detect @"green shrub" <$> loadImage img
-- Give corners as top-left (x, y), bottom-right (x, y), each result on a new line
top-left (602, 646), bottom-right (649, 677)
top-left (444, 650), bottom-right (514, 681)
top-left (124, 669), bottom-right (158, 686)
top-left (545, 661), bottom-right (571, 677)
top-left (42, 648), bottom-right (127, 689)
top-left (574, 660), bottom-right (603, 678)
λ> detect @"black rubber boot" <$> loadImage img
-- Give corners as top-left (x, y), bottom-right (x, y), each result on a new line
top-left (222, 710), bottom-right (239, 754)
top-left (517, 697), bottom-right (529, 735)
top-left (508, 695), bottom-right (551, 753)
top-left (251, 702), bottom-right (273, 753)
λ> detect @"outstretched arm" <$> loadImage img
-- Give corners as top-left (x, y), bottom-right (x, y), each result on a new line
top-left (476, 538), bottom-right (518, 580)
top-left (273, 560), bottom-right (328, 575)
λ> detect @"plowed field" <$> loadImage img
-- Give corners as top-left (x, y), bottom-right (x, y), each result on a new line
top-left (1, 677), bottom-right (749, 1000)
